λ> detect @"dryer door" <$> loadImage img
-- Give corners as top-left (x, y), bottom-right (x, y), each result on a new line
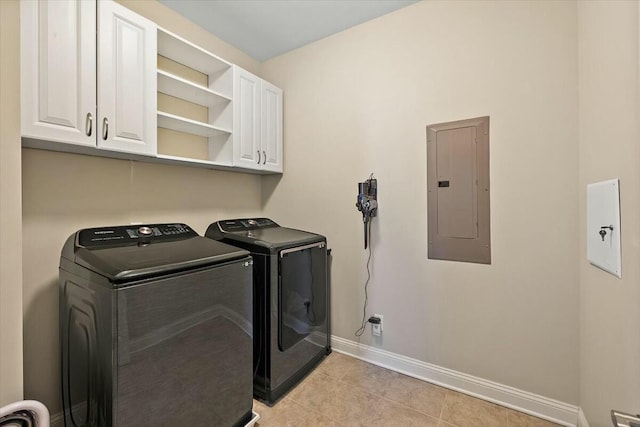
top-left (278, 242), bottom-right (327, 351)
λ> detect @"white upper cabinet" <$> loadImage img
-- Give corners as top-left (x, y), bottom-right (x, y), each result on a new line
top-left (98, 0), bottom-right (157, 155)
top-left (21, 0), bottom-right (157, 156)
top-left (233, 66), bottom-right (283, 172)
top-left (261, 80), bottom-right (283, 173)
top-left (233, 66), bottom-right (261, 169)
top-left (21, 0), bottom-right (97, 146)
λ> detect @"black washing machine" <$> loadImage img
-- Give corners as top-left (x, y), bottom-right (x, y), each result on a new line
top-left (206, 218), bottom-right (331, 404)
top-left (59, 223), bottom-right (254, 427)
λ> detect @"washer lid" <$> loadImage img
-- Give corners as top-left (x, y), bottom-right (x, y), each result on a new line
top-left (206, 219), bottom-right (326, 253)
top-left (219, 226), bottom-right (324, 251)
top-left (62, 224), bottom-right (249, 283)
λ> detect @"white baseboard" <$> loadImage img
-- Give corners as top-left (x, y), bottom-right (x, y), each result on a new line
top-left (577, 408), bottom-right (590, 427)
top-left (330, 335), bottom-right (580, 427)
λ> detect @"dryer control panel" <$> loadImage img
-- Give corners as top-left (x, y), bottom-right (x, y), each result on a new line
top-left (77, 223), bottom-right (197, 248)
top-left (217, 218), bottom-right (279, 232)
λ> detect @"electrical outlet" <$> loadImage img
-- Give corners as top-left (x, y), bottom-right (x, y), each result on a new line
top-left (372, 314), bottom-right (383, 336)
top-left (372, 323), bottom-right (381, 336)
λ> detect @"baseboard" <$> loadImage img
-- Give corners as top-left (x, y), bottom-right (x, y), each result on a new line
top-left (331, 335), bottom-right (580, 427)
top-left (577, 408), bottom-right (590, 427)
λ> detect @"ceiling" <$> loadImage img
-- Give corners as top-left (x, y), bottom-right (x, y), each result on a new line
top-left (158, 0), bottom-right (418, 62)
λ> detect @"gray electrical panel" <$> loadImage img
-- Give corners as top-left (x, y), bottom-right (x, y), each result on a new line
top-left (426, 116), bottom-right (490, 264)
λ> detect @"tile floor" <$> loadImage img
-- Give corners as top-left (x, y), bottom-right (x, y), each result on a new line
top-left (253, 352), bottom-right (562, 427)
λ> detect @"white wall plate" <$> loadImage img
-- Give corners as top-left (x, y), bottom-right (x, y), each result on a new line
top-left (586, 179), bottom-right (621, 278)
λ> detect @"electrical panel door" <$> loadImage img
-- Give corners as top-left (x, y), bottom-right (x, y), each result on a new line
top-left (427, 116), bottom-right (490, 264)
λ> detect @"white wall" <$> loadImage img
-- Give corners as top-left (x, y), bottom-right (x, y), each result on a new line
top-left (261, 0), bottom-right (580, 404)
top-left (20, 1), bottom-right (264, 415)
top-left (578, 2), bottom-right (640, 426)
top-left (0, 0), bottom-right (24, 406)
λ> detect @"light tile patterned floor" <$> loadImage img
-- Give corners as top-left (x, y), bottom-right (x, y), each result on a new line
top-left (253, 352), bottom-right (562, 427)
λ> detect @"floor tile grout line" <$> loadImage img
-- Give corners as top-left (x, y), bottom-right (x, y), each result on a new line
top-left (297, 360), bottom-right (443, 425)
top-left (335, 362), bottom-right (356, 383)
top-left (337, 376), bottom-right (443, 422)
top-left (286, 394), bottom-right (345, 426)
top-left (338, 358), bottom-right (449, 420)
top-left (285, 369), bottom-right (350, 426)
top-left (438, 390), bottom-right (447, 422)
top-left (286, 396), bottom-right (339, 424)
top-left (378, 392), bottom-right (443, 422)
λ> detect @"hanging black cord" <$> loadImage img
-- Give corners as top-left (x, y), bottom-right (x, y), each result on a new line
top-left (354, 220), bottom-right (373, 337)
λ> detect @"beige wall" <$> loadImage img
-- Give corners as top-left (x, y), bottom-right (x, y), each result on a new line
top-left (0, 0), bottom-right (24, 406)
top-left (20, 1), bottom-right (263, 415)
top-left (578, 2), bottom-right (640, 426)
top-left (261, 0), bottom-right (580, 404)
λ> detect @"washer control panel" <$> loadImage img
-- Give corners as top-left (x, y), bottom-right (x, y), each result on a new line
top-left (78, 223), bottom-right (197, 248)
top-left (217, 218), bottom-right (278, 232)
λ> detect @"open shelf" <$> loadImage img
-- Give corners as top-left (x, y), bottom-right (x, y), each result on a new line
top-left (157, 111), bottom-right (231, 138)
top-left (156, 27), bottom-right (234, 167)
top-left (157, 70), bottom-right (231, 108)
top-left (157, 28), bottom-right (231, 76)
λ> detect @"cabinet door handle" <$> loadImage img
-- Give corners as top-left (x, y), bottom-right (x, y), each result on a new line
top-left (85, 113), bottom-right (93, 136)
top-left (263, 150), bottom-right (266, 164)
top-left (102, 117), bottom-right (108, 140)
top-left (257, 150), bottom-right (261, 164)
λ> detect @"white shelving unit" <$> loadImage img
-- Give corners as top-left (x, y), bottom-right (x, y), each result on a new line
top-left (156, 27), bottom-right (234, 165)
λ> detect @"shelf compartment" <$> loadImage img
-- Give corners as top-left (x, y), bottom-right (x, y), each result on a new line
top-left (157, 111), bottom-right (231, 138)
top-left (158, 70), bottom-right (231, 108)
top-left (157, 28), bottom-right (231, 76)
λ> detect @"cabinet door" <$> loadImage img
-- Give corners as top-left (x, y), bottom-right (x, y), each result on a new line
top-left (233, 66), bottom-right (261, 169)
top-left (261, 81), bottom-right (283, 173)
top-left (21, 0), bottom-right (96, 146)
top-left (98, 1), bottom-right (157, 155)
